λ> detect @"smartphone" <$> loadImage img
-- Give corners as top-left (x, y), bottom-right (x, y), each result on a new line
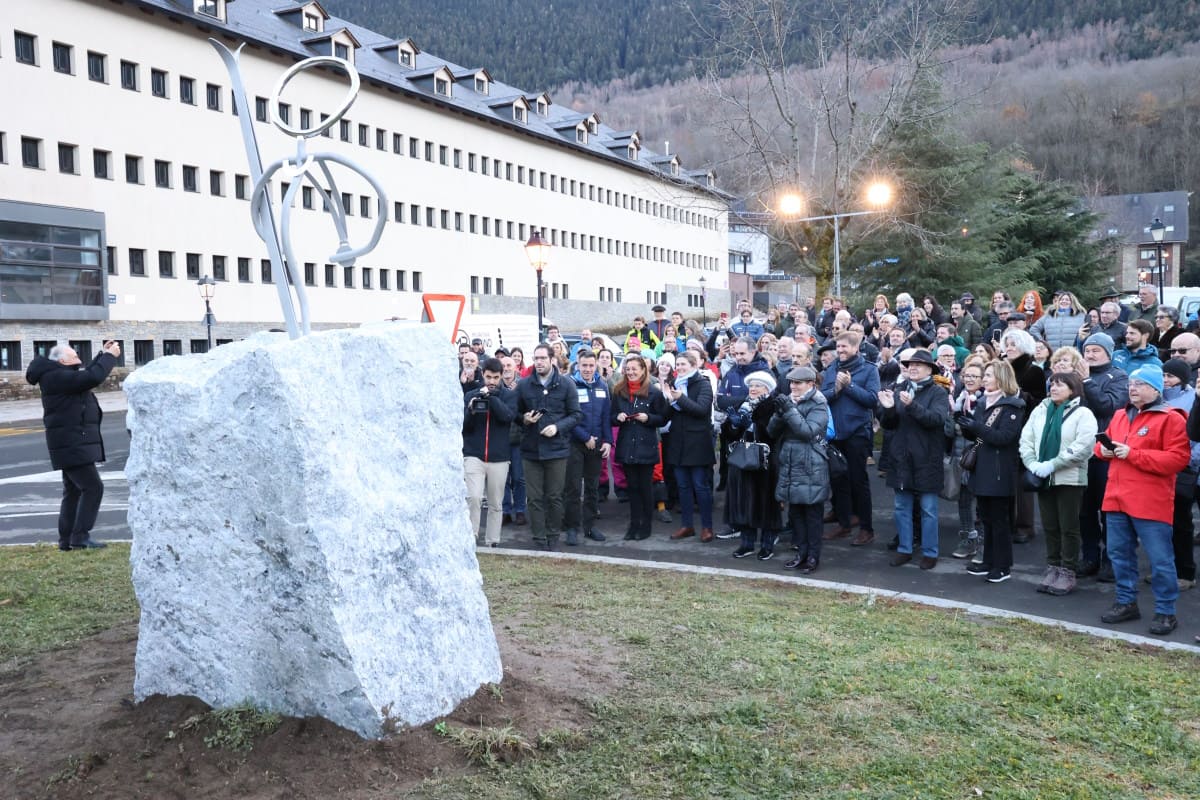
top-left (1096, 432), bottom-right (1115, 449)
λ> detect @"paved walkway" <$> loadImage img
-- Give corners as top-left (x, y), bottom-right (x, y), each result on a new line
top-left (0, 391), bottom-right (126, 425)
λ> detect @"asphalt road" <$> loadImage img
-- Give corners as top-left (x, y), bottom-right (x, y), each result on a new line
top-left (2, 410), bottom-right (1198, 646)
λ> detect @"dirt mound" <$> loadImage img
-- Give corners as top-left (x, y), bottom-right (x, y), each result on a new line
top-left (1, 621), bottom-right (620, 799)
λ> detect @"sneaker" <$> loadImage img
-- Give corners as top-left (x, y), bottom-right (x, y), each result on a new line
top-left (1036, 566), bottom-right (1059, 594)
top-left (970, 545), bottom-right (986, 566)
top-left (715, 529), bottom-right (740, 540)
top-left (564, 528), bottom-right (579, 546)
top-left (584, 529), bottom-right (607, 542)
top-left (1148, 613), bottom-right (1178, 636)
top-left (966, 562), bottom-right (991, 576)
top-left (1179, 578), bottom-right (1196, 591)
top-left (70, 538), bottom-right (107, 550)
top-left (732, 545), bottom-right (755, 558)
top-left (1100, 602), bottom-right (1141, 624)
top-left (757, 548), bottom-right (774, 561)
top-left (656, 509), bottom-right (673, 523)
top-left (986, 569), bottom-right (1011, 583)
top-left (1047, 568), bottom-right (1076, 596)
top-left (798, 557), bottom-right (819, 574)
top-left (951, 532), bottom-right (978, 560)
top-left (784, 555), bottom-right (807, 570)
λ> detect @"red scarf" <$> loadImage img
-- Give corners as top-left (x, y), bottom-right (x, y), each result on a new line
top-left (627, 379), bottom-right (642, 396)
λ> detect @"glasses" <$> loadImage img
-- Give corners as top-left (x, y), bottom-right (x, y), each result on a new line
top-left (1171, 348), bottom-right (1193, 354)
top-left (1155, 315), bottom-right (1170, 319)
top-left (961, 373), bottom-right (982, 380)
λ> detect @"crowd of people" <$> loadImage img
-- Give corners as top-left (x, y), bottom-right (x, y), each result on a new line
top-left (461, 289), bottom-right (1200, 639)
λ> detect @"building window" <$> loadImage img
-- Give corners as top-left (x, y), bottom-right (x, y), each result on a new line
top-left (205, 83), bottom-right (221, 111)
top-left (496, 278), bottom-right (504, 296)
top-left (163, 340), bottom-right (183, 357)
top-left (129, 248), bottom-right (146, 276)
top-left (379, 269), bottom-right (389, 290)
top-left (238, 257), bottom-right (251, 282)
top-left (134, 340), bottom-right (155, 366)
top-left (86, 50), bottom-right (106, 82)
top-left (52, 41), bottom-right (72, 74)
top-left (190, 339), bottom-right (208, 354)
top-left (360, 196), bottom-right (371, 218)
top-left (179, 76), bottom-right (195, 104)
top-left (197, 0), bottom-right (220, 18)
top-left (0, 341), bottom-right (23, 371)
top-left (409, 138), bottom-right (419, 158)
top-left (393, 201), bottom-right (404, 222)
top-left (124, 155), bottom-right (141, 183)
top-left (150, 68), bottom-right (168, 98)
top-left (302, 185), bottom-right (314, 209)
top-left (514, 105), bottom-right (527, 124)
top-left (209, 170), bottom-right (223, 196)
top-left (154, 160), bottom-right (171, 188)
top-left (435, 77), bottom-right (450, 96)
top-left (470, 275), bottom-right (479, 294)
top-left (412, 271), bottom-right (423, 292)
top-left (426, 207), bottom-right (435, 227)
top-left (334, 42), bottom-right (350, 61)
top-left (440, 209), bottom-right (449, 229)
top-left (185, 252), bottom-right (201, 280)
top-left (182, 165), bottom-right (198, 192)
top-left (324, 263), bottom-right (335, 287)
top-left (212, 255), bottom-right (226, 281)
top-left (278, 102), bottom-right (290, 124)
top-left (303, 11), bottom-right (321, 31)
top-left (20, 137), bottom-right (41, 169)
top-left (482, 277), bottom-right (491, 294)
top-left (474, 76), bottom-right (488, 94)
top-left (235, 174), bottom-right (248, 199)
top-left (106, 246), bottom-right (117, 275)
top-left (261, 259), bottom-right (273, 284)
top-left (376, 128), bottom-right (386, 150)
top-left (357, 123), bottom-right (368, 147)
top-left (343, 265), bottom-right (354, 288)
top-left (341, 192), bottom-right (352, 215)
top-left (120, 60), bottom-right (138, 91)
top-left (439, 145), bottom-right (448, 165)
top-left (157, 251), bottom-right (174, 278)
top-left (396, 270), bottom-right (407, 291)
top-left (14, 32), bottom-right (37, 65)
top-left (304, 262), bottom-right (316, 286)
top-left (399, 49), bottom-right (413, 67)
top-left (410, 205), bottom-right (420, 225)
top-left (392, 132), bottom-right (403, 154)
top-left (340, 119), bottom-right (351, 142)
top-left (300, 108), bottom-right (312, 129)
top-left (468, 153), bottom-right (477, 172)
top-left (362, 267), bottom-right (372, 289)
top-left (454, 212), bottom-right (463, 231)
top-left (425, 141), bottom-right (434, 161)
top-left (57, 143), bottom-right (77, 174)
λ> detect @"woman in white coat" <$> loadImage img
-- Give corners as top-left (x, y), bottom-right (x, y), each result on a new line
top-left (1019, 370), bottom-right (1097, 596)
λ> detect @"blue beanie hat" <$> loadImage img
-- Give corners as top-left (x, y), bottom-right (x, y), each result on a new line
top-left (1083, 332), bottom-right (1114, 359)
top-left (1129, 364), bottom-right (1164, 394)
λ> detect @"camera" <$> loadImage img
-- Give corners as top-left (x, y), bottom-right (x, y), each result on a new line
top-left (469, 395), bottom-right (490, 414)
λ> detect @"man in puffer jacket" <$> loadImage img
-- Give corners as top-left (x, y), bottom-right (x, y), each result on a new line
top-left (1096, 364), bottom-right (1191, 636)
top-left (26, 340), bottom-right (121, 550)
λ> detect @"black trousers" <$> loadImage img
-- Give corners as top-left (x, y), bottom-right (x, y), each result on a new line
top-left (1079, 457), bottom-right (1110, 567)
top-left (978, 495), bottom-right (1014, 571)
top-left (59, 463), bottom-right (105, 545)
top-left (563, 441), bottom-right (603, 531)
top-left (789, 503), bottom-right (823, 561)
top-left (623, 463), bottom-right (655, 537)
top-left (1171, 482), bottom-right (1197, 581)
top-left (832, 434), bottom-right (874, 531)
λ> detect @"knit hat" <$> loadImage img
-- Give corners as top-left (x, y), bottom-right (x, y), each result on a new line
top-left (1161, 358), bottom-right (1192, 387)
top-left (745, 370), bottom-right (777, 391)
top-left (1128, 364), bottom-right (1164, 394)
top-left (786, 365), bottom-right (817, 383)
top-left (1083, 332), bottom-right (1115, 359)
top-left (685, 337), bottom-right (705, 352)
top-left (656, 352), bottom-right (676, 370)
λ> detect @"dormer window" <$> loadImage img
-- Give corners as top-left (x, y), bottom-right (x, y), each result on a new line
top-left (195, 0), bottom-right (225, 20)
top-left (304, 12), bottom-right (322, 32)
top-left (334, 42), bottom-right (349, 60)
top-left (576, 125), bottom-right (588, 145)
top-left (537, 98), bottom-right (548, 115)
top-left (587, 117), bottom-right (598, 135)
top-left (627, 144), bottom-right (638, 160)
top-left (475, 75), bottom-right (489, 95)
top-left (435, 77), bottom-right (451, 97)
top-left (514, 104), bottom-right (527, 124)
top-left (400, 49), bottom-right (413, 66)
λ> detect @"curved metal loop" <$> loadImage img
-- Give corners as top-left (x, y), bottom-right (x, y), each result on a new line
top-left (270, 56), bottom-right (359, 138)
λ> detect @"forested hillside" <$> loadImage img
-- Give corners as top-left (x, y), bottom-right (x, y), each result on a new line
top-left (322, 0), bottom-right (1198, 90)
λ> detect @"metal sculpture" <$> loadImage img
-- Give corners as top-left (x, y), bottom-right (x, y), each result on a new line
top-left (212, 42), bottom-right (388, 338)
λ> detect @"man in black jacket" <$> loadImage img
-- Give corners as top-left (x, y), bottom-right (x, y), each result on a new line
top-left (516, 344), bottom-right (582, 550)
top-left (463, 358), bottom-right (518, 547)
top-left (26, 340), bottom-right (121, 550)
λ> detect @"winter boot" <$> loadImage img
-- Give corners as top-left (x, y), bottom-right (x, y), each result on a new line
top-left (1047, 568), bottom-right (1077, 596)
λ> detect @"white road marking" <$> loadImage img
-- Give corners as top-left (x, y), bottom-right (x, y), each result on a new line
top-left (0, 470), bottom-right (126, 485)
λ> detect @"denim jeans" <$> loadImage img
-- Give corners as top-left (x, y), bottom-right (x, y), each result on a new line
top-left (674, 465), bottom-right (714, 529)
top-left (894, 490), bottom-right (939, 558)
top-left (1106, 512), bottom-right (1179, 615)
top-left (503, 441), bottom-right (526, 515)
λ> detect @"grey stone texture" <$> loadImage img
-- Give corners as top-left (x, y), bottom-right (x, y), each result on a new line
top-left (123, 322), bottom-right (502, 738)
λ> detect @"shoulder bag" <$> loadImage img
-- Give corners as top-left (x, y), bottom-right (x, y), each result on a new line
top-left (729, 434), bottom-right (770, 472)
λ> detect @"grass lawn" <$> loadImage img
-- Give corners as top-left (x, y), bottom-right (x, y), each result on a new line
top-left (2, 545), bottom-right (1198, 798)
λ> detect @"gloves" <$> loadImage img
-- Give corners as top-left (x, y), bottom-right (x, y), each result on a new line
top-left (775, 395), bottom-right (793, 413)
top-left (955, 413), bottom-right (975, 434)
top-left (1032, 461), bottom-right (1055, 478)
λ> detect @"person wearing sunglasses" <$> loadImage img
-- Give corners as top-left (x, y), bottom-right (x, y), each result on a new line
top-left (1152, 305), bottom-right (1185, 362)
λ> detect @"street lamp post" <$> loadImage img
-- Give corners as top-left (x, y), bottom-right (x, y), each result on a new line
top-left (1150, 217), bottom-right (1166, 305)
top-left (524, 229), bottom-right (550, 342)
top-left (699, 276), bottom-right (706, 328)
top-left (778, 182), bottom-right (893, 298)
top-left (197, 274), bottom-right (216, 351)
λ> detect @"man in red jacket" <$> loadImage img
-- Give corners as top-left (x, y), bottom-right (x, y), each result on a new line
top-left (1096, 364), bottom-right (1191, 636)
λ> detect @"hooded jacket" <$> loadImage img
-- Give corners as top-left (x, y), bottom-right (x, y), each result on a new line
top-left (1097, 398), bottom-right (1191, 524)
top-left (26, 352), bottom-right (119, 470)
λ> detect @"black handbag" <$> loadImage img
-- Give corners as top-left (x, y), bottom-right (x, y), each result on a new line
top-left (1020, 468), bottom-right (1050, 492)
top-left (959, 442), bottom-right (979, 471)
top-left (823, 442), bottom-right (848, 478)
top-left (729, 438), bottom-right (770, 472)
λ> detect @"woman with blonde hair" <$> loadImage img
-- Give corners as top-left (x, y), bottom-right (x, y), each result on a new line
top-left (1030, 291), bottom-right (1086, 350)
top-left (955, 359), bottom-right (1026, 583)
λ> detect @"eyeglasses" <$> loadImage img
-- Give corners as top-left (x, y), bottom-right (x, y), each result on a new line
top-left (1155, 315), bottom-right (1170, 319)
top-left (961, 373), bottom-right (982, 380)
top-left (1171, 348), bottom-right (1193, 354)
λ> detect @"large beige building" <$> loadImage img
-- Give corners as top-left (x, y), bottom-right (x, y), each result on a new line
top-left (0, 0), bottom-right (729, 370)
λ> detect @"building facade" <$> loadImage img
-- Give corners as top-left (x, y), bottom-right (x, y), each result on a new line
top-left (0, 0), bottom-right (730, 371)
top-left (1086, 190), bottom-right (1190, 291)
